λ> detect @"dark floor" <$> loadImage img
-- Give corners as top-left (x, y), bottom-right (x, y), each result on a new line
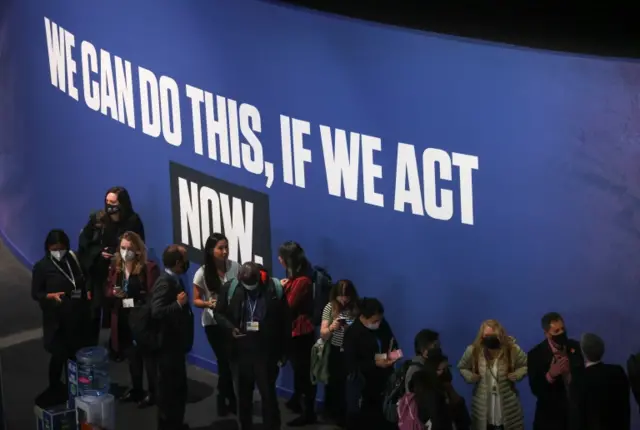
top-left (0, 239), bottom-right (336, 430)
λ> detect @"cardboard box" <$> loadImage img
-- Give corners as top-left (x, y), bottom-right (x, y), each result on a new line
top-left (34, 404), bottom-right (78, 430)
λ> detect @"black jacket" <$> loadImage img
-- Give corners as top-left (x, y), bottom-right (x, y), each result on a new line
top-left (77, 211), bottom-right (145, 306)
top-left (572, 362), bottom-right (630, 430)
top-left (150, 272), bottom-right (194, 354)
top-left (528, 338), bottom-right (584, 430)
top-left (343, 318), bottom-right (397, 393)
top-left (31, 253), bottom-right (91, 353)
top-left (215, 279), bottom-right (290, 361)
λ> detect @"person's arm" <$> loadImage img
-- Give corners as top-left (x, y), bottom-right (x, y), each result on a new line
top-left (213, 282), bottom-right (234, 331)
top-left (285, 276), bottom-right (311, 311)
top-left (457, 346), bottom-right (478, 383)
top-left (128, 213), bottom-right (145, 242)
top-left (343, 326), bottom-right (376, 374)
top-left (382, 319), bottom-right (399, 352)
top-left (192, 268), bottom-right (210, 309)
top-left (319, 302), bottom-right (333, 340)
top-left (145, 262), bottom-right (161, 292)
top-left (280, 288), bottom-right (292, 356)
top-left (151, 277), bottom-right (181, 319)
top-left (31, 262), bottom-right (48, 302)
top-left (510, 344), bottom-right (528, 381)
top-left (527, 347), bottom-right (553, 398)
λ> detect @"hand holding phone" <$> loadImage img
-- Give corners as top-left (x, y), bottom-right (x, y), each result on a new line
top-left (388, 349), bottom-right (404, 361)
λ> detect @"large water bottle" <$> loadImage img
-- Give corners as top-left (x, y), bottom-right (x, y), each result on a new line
top-left (76, 346), bottom-right (110, 397)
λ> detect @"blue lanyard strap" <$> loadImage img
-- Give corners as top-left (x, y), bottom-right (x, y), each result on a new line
top-left (247, 297), bottom-right (258, 321)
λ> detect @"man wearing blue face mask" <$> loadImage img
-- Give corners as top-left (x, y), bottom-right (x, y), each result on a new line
top-left (151, 245), bottom-right (194, 430)
top-left (215, 262), bottom-right (290, 430)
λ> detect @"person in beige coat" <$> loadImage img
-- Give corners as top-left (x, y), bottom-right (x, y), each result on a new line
top-left (457, 319), bottom-right (528, 430)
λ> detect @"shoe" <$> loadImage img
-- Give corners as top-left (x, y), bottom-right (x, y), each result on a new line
top-left (287, 414), bottom-right (317, 427)
top-left (119, 389), bottom-right (142, 403)
top-left (137, 394), bottom-right (155, 409)
top-left (285, 396), bottom-right (303, 414)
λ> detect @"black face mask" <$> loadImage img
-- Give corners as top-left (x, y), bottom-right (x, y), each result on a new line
top-left (482, 335), bottom-right (501, 350)
top-left (105, 204), bottom-right (120, 215)
top-left (439, 368), bottom-right (453, 383)
top-left (426, 347), bottom-right (443, 362)
top-left (551, 331), bottom-right (568, 346)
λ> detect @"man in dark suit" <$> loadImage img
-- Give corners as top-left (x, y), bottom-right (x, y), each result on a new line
top-left (572, 333), bottom-right (630, 430)
top-left (216, 262), bottom-right (290, 430)
top-left (528, 312), bottom-right (584, 430)
top-left (151, 245), bottom-right (194, 430)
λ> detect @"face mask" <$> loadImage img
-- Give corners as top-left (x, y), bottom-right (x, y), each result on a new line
top-left (552, 332), bottom-right (568, 346)
top-left (365, 321), bottom-right (381, 331)
top-left (243, 283), bottom-right (258, 291)
top-left (426, 346), bottom-right (443, 361)
top-left (105, 204), bottom-right (120, 215)
top-left (482, 335), bottom-right (501, 350)
top-left (120, 249), bottom-right (135, 262)
top-left (50, 250), bottom-right (67, 261)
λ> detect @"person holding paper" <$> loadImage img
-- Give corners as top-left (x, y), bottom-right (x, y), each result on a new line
top-left (343, 297), bottom-right (400, 430)
top-left (105, 231), bottom-right (160, 408)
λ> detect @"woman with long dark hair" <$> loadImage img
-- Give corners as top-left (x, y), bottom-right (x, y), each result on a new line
top-left (319, 279), bottom-right (359, 426)
top-left (279, 241), bottom-right (316, 426)
top-left (192, 233), bottom-right (239, 416)
top-left (78, 186), bottom-right (145, 355)
top-left (105, 231), bottom-right (160, 408)
top-left (31, 229), bottom-right (91, 406)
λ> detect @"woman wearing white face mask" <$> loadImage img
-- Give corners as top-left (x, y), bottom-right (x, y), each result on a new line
top-left (31, 229), bottom-right (91, 405)
top-left (105, 231), bottom-right (160, 408)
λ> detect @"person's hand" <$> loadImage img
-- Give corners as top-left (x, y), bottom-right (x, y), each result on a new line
top-left (208, 298), bottom-right (217, 309)
top-left (375, 358), bottom-right (394, 368)
top-left (549, 356), bottom-right (569, 378)
top-left (470, 373), bottom-right (482, 383)
top-left (231, 328), bottom-right (245, 339)
top-left (114, 290), bottom-right (127, 299)
top-left (101, 248), bottom-right (114, 259)
top-left (47, 292), bottom-right (65, 302)
top-left (177, 292), bottom-right (188, 306)
top-left (329, 320), bottom-right (342, 332)
top-left (280, 278), bottom-right (289, 287)
top-left (507, 372), bottom-right (519, 382)
top-left (87, 291), bottom-right (92, 301)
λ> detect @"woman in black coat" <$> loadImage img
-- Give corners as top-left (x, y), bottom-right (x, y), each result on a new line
top-left (31, 229), bottom-right (91, 401)
top-left (78, 186), bottom-right (145, 352)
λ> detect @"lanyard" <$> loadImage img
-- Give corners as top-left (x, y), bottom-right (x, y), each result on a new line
top-left (50, 257), bottom-right (76, 290)
top-left (247, 296), bottom-right (258, 322)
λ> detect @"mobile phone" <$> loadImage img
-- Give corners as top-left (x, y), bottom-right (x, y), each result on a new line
top-left (337, 318), bottom-right (347, 325)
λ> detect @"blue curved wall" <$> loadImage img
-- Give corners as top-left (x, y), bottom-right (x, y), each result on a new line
top-left (2, 0), bottom-right (640, 425)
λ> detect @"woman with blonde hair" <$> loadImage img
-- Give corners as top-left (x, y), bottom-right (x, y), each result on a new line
top-left (105, 231), bottom-right (160, 408)
top-left (457, 319), bottom-right (528, 430)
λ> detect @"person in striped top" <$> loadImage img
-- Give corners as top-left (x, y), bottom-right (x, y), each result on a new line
top-left (319, 279), bottom-right (360, 426)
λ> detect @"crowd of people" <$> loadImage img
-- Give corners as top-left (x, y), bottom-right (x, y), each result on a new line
top-left (30, 186), bottom-right (636, 430)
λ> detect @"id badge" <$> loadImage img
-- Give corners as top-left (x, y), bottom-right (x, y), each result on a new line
top-left (374, 353), bottom-right (387, 361)
top-left (246, 321), bottom-right (260, 332)
top-left (122, 298), bottom-right (134, 308)
top-left (70, 290), bottom-right (82, 300)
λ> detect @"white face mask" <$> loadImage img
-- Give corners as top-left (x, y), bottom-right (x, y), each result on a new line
top-left (365, 321), bottom-right (381, 331)
top-left (120, 249), bottom-right (135, 262)
top-left (243, 283), bottom-right (258, 291)
top-left (50, 250), bottom-right (67, 261)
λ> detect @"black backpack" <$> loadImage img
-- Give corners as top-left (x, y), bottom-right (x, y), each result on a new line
top-left (311, 266), bottom-right (332, 326)
top-left (627, 353), bottom-right (640, 412)
top-left (382, 360), bottom-right (424, 423)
